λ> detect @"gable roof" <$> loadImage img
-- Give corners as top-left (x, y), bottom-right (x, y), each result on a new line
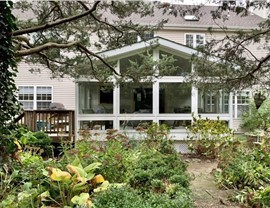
top-left (121, 5), bottom-right (265, 30)
top-left (97, 36), bottom-right (197, 60)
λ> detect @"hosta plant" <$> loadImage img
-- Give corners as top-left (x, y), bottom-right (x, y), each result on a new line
top-left (40, 157), bottom-right (111, 207)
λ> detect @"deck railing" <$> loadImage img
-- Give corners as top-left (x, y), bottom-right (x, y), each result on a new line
top-left (15, 110), bottom-right (75, 143)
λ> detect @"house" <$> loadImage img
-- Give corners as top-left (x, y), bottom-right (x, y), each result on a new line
top-left (74, 36), bottom-right (246, 152)
top-left (75, 5), bottom-right (267, 152)
top-left (14, 4), bottom-right (267, 150)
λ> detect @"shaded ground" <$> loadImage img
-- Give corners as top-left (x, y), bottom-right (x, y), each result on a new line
top-left (185, 157), bottom-right (241, 208)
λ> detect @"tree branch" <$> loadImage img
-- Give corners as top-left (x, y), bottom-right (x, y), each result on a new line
top-left (77, 43), bottom-right (120, 76)
top-left (13, 1), bottom-right (100, 36)
top-left (250, 54), bottom-right (270, 75)
top-left (16, 41), bottom-right (80, 56)
top-left (78, 1), bottom-right (124, 41)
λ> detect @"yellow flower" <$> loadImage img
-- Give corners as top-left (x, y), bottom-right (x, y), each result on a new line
top-left (92, 174), bottom-right (105, 184)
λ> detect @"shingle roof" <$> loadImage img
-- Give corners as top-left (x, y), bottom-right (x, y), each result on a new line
top-left (127, 5), bottom-right (265, 30)
top-left (14, 4), bottom-right (264, 30)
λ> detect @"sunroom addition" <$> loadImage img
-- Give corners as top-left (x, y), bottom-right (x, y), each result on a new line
top-left (76, 37), bottom-right (235, 140)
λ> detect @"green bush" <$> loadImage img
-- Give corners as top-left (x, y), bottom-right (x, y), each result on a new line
top-left (214, 138), bottom-right (270, 207)
top-left (128, 148), bottom-right (190, 195)
top-left (187, 115), bottom-right (234, 158)
top-left (93, 186), bottom-right (194, 208)
top-left (242, 99), bottom-right (270, 131)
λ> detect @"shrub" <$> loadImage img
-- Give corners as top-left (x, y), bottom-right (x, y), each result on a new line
top-left (128, 148), bottom-right (190, 195)
top-left (214, 138), bottom-right (270, 207)
top-left (93, 186), bottom-right (194, 208)
top-left (187, 115), bottom-right (234, 158)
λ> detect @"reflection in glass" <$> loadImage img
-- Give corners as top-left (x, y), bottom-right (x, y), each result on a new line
top-left (159, 83), bottom-right (191, 113)
top-left (80, 120), bottom-right (113, 130)
top-left (198, 90), bottom-right (229, 113)
top-left (159, 51), bottom-right (191, 76)
top-left (78, 82), bottom-right (113, 114)
top-left (120, 83), bottom-right (153, 114)
top-left (160, 120), bottom-right (191, 129)
top-left (120, 120), bottom-right (153, 130)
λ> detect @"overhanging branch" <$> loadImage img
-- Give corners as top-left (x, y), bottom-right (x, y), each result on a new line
top-left (16, 41), bottom-right (80, 56)
top-left (77, 43), bottom-right (120, 76)
top-left (13, 1), bottom-right (100, 36)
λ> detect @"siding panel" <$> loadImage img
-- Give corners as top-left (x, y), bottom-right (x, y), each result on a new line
top-left (15, 62), bottom-right (75, 110)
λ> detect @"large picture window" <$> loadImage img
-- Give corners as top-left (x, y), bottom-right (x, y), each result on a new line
top-left (78, 82), bottom-right (114, 114)
top-left (120, 83), bottom-right (153, 114)
top-left (18, 86), bottom-right (52, 110)
top-left (159, 83), bottom-right (191, 114)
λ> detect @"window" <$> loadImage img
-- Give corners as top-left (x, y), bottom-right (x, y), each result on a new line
top-left (159, 83), bottom-right (191, 114)
top-left (137, 32), bottom-right (154, 41)
top-left (18, 86), bottom-right (52, 110)
top-left (198, 90), bottom-right (229, 113)
top-left (233, 91), bottom-right (250, 118)
top-left (159, 51), bottom-right (191, 76)
top-left (120, 83), bottom-right (152, 114)
top-left (78, 82), bottom-right (113, 114)
top-left (185, 34), bottom-right (205, 48)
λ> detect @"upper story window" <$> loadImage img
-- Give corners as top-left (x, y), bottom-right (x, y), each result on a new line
top-left (137, 32), bottom-right (155, 42)
top-left (185, 33), bottom-right (205, 48)
top-left (18, 86), bottom-right (52, 110)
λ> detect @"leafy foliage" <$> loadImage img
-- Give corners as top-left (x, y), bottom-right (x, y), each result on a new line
top-left (241, 98), bottom-right (270, 131)
top-left (214, 134), bottom-right (270, 207)
top-left (0, 124), bottom-right (193, 207)
top-left (0, 1), bottom-right (21, 128)
top-left (13, 1), bottom-right (166, 80)
top-left (0, 1), bottom-right (22, 162)
top-left (187, 115), bottom-right (234, 158)
top-left (94, 186), bottom-right (193, 208)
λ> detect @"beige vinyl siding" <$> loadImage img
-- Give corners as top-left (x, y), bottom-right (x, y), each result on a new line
top-left (157, 29), bottom-right (266, 59)
top-left (233, 118), bottom-right (245, 133)
top-left (15, 62), bottom-right (75, 110)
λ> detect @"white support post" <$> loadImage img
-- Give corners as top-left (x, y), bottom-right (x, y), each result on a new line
top-left (191, 86), bottom-right (198, 117)
top-left (229, 92), bottom-right (234, 129)
top-left (75, 82), bottom-right (79, 142)
top-left (152, 49), bottom-right (159, 121)
top-left (114, 59), bottom-right (120, 129)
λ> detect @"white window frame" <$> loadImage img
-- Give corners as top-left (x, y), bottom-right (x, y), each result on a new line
top-left (233, 90), bottom-right (251, 119)
top-left (18, 85), bottom-right (53, 110)
top-left (184, 33), bottom-right (205, 48)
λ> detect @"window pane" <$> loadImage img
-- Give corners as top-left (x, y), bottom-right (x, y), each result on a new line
top-left (159, 83), bottom-right (191, 113)
top-left (198, 90), bottom-right (229, 113)
top-left (196, 34), bottom-right (204, 47)
top-left (18, 86), bottom-right (34, 109)
top-left (20, 101), bottom-right (34, 110)
top-left (119, 53), bottom-right (151, 75)
top-left (120, 120), bottom-right (152, 130)
top-left (78, 82), bottom-right (113, 114)
top-left (235, 91), bottom-right (250, 117)
top-left (159, 51), bottom-right (191, 76)
top-left (120, 83), bottom-right (152, 114)
top-left (37, 86), bottom-right (52, 102)
top-left (160, 120), bottom-right (191, 129)
top-left (37, 102), bottom-right (50, 110)
top-left (185, 34), bottom-right (193, 47)
top-left (19, 86), bottom-right (34, 94)
top-left (37, 86), bottom-right (51, 94)
top-left (79, 120), bottom-right (113, 130)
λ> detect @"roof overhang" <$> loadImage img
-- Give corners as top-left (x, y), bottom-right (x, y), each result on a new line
top-left (97, 36), bottom-right (197, 60)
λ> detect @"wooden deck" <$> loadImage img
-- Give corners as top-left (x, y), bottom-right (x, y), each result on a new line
top-left (15, 110), bottom-right (75, 143)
